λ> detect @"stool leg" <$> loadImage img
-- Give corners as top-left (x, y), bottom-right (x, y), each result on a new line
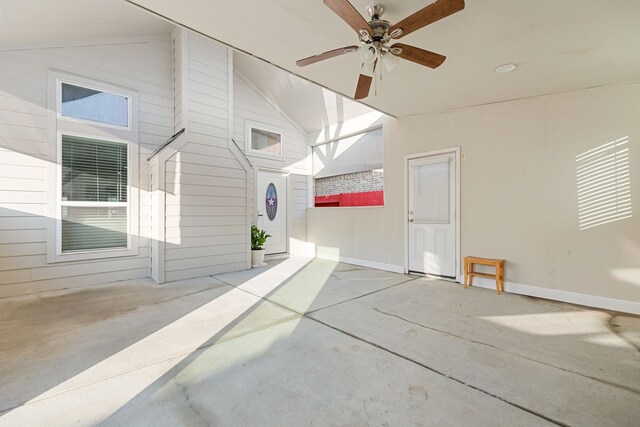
top-left (464, 260), bottom-right (468, 288)
top-left (468, 263), bottom-right (473, 287)
top-left (500, 263), bottom-right (505, 293)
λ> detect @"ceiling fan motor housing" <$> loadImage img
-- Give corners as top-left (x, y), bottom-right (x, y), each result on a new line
top-left (364, 3), bottom-right (391, 42)
top-left (367, 19), bottom-right (391, 41)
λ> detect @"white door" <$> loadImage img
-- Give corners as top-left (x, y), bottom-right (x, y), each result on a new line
top-left (408, 154), bottom-right (456, 277)
top-left (257, 170), bottom-right (287, 254)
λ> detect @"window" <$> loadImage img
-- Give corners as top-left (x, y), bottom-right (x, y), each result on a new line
top-left (47, 72), bottom-right (138, 262)
top-left (246, 121), bottom-right (283, 158)
top-left (61, 83), bottom-right (129, 127)
top-left (61, 135), bottom-right (128, 252)
top-left (312, 126), bottom-right (384, 207)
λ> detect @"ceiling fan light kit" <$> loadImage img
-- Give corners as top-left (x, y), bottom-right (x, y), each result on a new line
top-left (296, 0), bottom-right (466, 99)
top-left (361, 61), bottom-right (376, 78)
top-left (381, 52), bottom-right (399, 73)
top-left (360, 44), bottom-right (379, 64)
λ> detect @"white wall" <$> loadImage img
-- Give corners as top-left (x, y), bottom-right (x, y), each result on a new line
top-left (163, 32), bottom-right (248, 282)
top-left (233, 71), bottom-right (310, 255)
top-left (309, 82), bottom-right (640, 310)
top-left (0, 37), bottom-right (173, 298)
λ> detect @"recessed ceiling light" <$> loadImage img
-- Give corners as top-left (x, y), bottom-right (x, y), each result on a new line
top-left (495, 63), bottom-right (518, 73)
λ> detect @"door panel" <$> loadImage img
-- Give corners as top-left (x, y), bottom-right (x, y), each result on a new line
top-left (408, 154), bottom-right (456, 277)
top-left (257, 170), bottom-right (287, 254)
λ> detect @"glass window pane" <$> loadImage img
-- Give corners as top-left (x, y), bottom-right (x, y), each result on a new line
top-left (62, 135), bottom-right (127, 203)
top-left (251, 128), bottom-right (281, 154)
top-left (413, 161), bottom-right (449, 223)
top-left (62, 206), bottom-right (127, 252)
top-left (61, 83), bottom-right (128, 127)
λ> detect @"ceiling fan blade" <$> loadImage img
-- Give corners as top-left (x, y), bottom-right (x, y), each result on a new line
top-left (324, 0), bottom-right (373, 36)
top-left (354, 74), bottom-right (373, 100)
top-left (389, 0), bottom-right (465, 39)
top-left (296, 45), bottom-right (359, 67)
top-left (391, 43), bottom-right (446, 69)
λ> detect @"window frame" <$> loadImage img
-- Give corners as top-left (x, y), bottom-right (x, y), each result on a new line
top-left (245, 121), bottom-right (285, 159)
top-left (47, 71), bottom-right (139, 263)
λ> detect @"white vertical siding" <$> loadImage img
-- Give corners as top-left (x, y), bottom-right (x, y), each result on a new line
top-left (163, 33), bottom-right (247, 282)
top-left (233, 72), bottom-right (310, 254)
top-left (0, 38), bottom-right (173, 297)
top-left (172, 31), bottom-right (185, 133)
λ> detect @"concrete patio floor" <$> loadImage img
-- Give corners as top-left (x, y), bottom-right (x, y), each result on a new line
top-left (0, 257), bottom-right (639, 426)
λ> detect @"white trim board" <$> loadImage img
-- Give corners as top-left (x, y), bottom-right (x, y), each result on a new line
top-left (469, 277), bottom-right (640, 315)
top-left (315, 254), bottom-right (404, 275)
top-left (226, 47), bottom-right (253, 270)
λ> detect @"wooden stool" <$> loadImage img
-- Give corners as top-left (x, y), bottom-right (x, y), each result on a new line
top-left (464, 256), bottom-right (505, 294)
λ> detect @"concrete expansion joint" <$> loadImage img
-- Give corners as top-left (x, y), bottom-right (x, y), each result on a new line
top-left (211, 276), bottom-right (307, 317)
top-left (306, 277), bottom-right (421, 315)
top-left (212, 273), bottom-right (569, 425)
top-left (308, 316), bottom-right (570, 427)
top-left (150, 286), bottom-right (228, 306)
top-left (372, 307), bottom-right (640, 396)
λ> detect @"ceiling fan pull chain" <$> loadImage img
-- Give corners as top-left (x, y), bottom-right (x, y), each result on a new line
top-left (374, 64), bottom-right (378, 96)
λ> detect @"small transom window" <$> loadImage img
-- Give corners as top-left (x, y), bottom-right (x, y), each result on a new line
top-left (246, 122), bottom-right (283, 158)
top-left (61, 82), bottom-right (129, 127)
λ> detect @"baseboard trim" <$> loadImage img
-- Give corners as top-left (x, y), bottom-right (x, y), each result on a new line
top-left (316, 254), bottom-right (405, 274)
top-left (471, 277), bottom-right (640, 315)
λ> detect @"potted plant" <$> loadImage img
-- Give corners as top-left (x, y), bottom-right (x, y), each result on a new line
top-left (251, 225), bottom-right (271, 268)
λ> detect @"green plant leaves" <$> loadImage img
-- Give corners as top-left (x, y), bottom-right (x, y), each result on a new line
top-left (251, 225), bottom-right (271, 250)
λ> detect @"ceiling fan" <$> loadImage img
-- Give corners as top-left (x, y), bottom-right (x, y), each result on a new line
top-left (296, 0), bottom-right (465, 100)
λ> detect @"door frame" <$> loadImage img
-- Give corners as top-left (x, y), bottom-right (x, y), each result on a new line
top-left (404, 147), bottom-right (461, 282)
top-left (255, 167), bottom-right (291, 255)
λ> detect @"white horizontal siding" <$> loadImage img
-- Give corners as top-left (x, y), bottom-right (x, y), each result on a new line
top-left (163, 32), bottom-right (248, 281)
top-left (166, 161), bottom-right (246, 179)
top-left (0, 38), bottom-right (173, 297)
top-left (232, 71), bottom-right (310, 251)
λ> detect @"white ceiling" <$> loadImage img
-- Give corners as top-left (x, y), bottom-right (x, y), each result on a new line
top-left (0, 0), bottom-right (172, 44)
top-left (3, 0), bottom-right (638, 123)
top-left (234, 51), bottom-right (382, 133)
top-left (127, 0), bottom-right (640, 118)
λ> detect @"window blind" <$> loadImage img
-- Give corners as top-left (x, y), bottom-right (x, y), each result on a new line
top-left (61, 135), bottom-right (128, 252)
top-left (62, 206), bottom-right (127, 251)
top-left (413, 160), bottom-right (450, 223)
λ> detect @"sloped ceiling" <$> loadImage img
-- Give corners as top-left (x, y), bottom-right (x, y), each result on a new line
top-left (0, 0), bottom-right (172, 43)
top-left (234, 51), bottom-right (382, 134)
top-left (126, 0), bottom-right (640, 118)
